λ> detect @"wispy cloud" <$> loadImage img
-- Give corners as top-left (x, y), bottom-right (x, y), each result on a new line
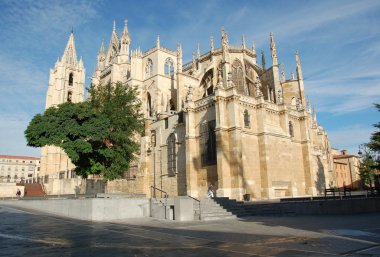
top-left (328, 124), bottom-right (373, 153)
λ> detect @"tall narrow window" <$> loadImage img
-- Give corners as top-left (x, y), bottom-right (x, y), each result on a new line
top-left (164, 58), bottom-right (174, 76)
top-left (244, 110), bottom-right (250, 128)
top-left (146, 59), bottom-right (153, 77)
top-left (231, 59), bottom-right (245, 94)
top-left (67, 91), bottom-right (72, 102)
top-left (167, 133), bottom-right (176, 177)
top-left (200, 120), bottom-right (217, 166)
top-left (147, 92), bottom-right (152, 117)
top-left (289, 121), bottom-right (294, 137)
top-left (68, 73), bottom-right (73, 86)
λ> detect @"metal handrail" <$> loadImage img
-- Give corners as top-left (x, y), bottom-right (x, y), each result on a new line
top-left (187, 195), bottom-right (201, 220)
top-left (150, 186), bottom-right (168, 199)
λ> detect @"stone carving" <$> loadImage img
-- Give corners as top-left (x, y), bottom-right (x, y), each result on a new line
top-left (186, 85), bottom-right (193, 102)
top-left (255, 76), bottom-right (263, 97)
top-left (277, 89), bottom-right (283, 104)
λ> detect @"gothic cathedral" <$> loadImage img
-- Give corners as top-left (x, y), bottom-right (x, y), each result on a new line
top-left (41, 21), bottom-right (333, 200)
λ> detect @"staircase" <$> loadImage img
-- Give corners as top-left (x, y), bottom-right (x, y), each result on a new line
top-left (213, 197), bottom-right (296, 217)
top-left (194, 198), bottom-right (237, 221)
top-left (24, 183), bottom-right (46, 197)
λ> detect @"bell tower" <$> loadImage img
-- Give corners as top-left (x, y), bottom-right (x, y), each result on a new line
top-left (40, 32), bottom-right (85, 178)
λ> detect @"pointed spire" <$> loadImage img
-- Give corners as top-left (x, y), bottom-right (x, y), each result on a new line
top-left (291, 71), bottom-right (295, 80)
top-left (177, 43), bottom-right (182, 72)
top-left (306, 96), bottom-right (311, 113)
top-left (281, 64), bottom-right (286, 81)
top-left (270, 32), bottom-right (278, 66)
top-left (197, 43), bottom-right (200, 58)
top-left (61, 32), bottom-right (78, 66)
top-left (295, 50), bottom-right (303, 80)
top-left (210, 36), bottom-right (214, 52)
top-left (192, 52), bottom-right (196, 68)
top-left (242, 34), bottom-right (246, 49)
top-left (261, 49), bottom-right (266, 70)
top-left (121, 19), bottom-right (130, 42)
top-left (99, 41), bottom-right (105, 54)
top-left (156, 35), bottom-right (160, 49)
top-left (312, 105), bottom-right (317, 127)
top-left (221, 27), bottom-right (229, 50)
top-left (113, 20), bottom-right (116, 32)
top-left (252, 35), bottom-right (256, 55)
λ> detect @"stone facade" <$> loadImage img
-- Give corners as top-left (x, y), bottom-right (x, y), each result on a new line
top-left (41, 21), bottom-right (334, 200)
top-left (40, 33), bottom-right (85, 179)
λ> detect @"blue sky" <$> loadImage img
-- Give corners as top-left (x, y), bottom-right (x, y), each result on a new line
top-left (0, 0), bottom-right (379, 157)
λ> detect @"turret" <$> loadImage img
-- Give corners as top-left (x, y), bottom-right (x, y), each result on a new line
top-left (295, 50), bottom-right (306, 104)
top-left (96, 41), bottom-right (106, 71)
top-left (120, 20), bottom-right (131, 58)
top-left (105, 20), bottom-right (120, 66)
top-left (221, 27), bottom-right (230, 87)
top-left (261, 49), bottom-right (266, 70)
top-left (270, 32), bottom-right (278, 66)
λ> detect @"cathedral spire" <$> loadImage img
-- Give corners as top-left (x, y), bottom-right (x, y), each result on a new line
top-left (270, 32), bottom-right (278, 66)
top-left (295, 50), bottom-right (303, 80)
top-left (120, 19), bottom-right (131, 56)
top-left (210, 36), bottom-right (214, 52)
top-left (261, 49), bottom-right (266, 70)
top-left (61, 32), bottom-right (78, 66)
top-left (197, 43), bottom-right (200, 58)
top-left (113, 20), bottom-right (116, 32)
top-left (177, 43), bottom-right (182, 73)
top-left (242, 34), bottom-right (246, 49)
top-left (252, 35), bottom-right (256, 55)
top-left (156, 35), bottom-right (160, 49)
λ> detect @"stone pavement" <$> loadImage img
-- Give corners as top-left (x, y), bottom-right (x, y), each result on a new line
top-left (1, 205), bottom-right (380, 256)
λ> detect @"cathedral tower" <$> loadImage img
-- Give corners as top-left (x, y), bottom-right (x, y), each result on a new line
top-left (40, 32), bottom-right (85, 178)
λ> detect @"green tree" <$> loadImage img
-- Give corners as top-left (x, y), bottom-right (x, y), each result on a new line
top-left (25, 82), bottom-right (144, 180)
top-left (367, 104), bottom-right (380, 151)
top-left (359, 149), bottom-right (376, 188)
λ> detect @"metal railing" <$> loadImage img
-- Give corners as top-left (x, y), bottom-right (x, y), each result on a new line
top-left (150, 186), bottom-right (168, 199)
top-left (187, 195), bottom-right (201, 220)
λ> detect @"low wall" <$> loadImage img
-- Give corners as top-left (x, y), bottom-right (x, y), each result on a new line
top-left (1, 198), bottom-right (150, 221)
top-left (0, 183), bottom-right (24, 197)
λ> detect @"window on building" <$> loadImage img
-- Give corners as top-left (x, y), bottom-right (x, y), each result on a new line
top-left (22, 167), bottom-right (25, 171)
top-left (167, 133), bottom-right (176, 177)
top-left (151, 130), bottom-right (156, 147)
top-left (231, 59), bottom-right (245, 94)
top-left (145, 58), bottom-right (153, 77)
top-left (200, 69), bottom-right (214, 97)
top-left (147, 92), bottom-right (152, 117)
top-left (164, 118), bottom-right (169, 129)
top-left (289, 121), bottom-right (294, 137)
top-left (200, 120), bottom-right (217, 166)
top-left (164, 58), bottom-right (174, 76)
top-left (69, 73), bottom-right (74, 86)
top-left (8, 167), bottom-right (11, 171)
top-left (243, 109), bottom-right (250, 128)
top-left (67, 91), bottom-right (72, 102)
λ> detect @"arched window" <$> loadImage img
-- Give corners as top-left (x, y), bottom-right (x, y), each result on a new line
top-left (243, 109), bottom-right (250, 128)
top-left (289, 121), bottom-right (294, 137)
top-left (164, 58), bottom-right (174, 76)
top-left (200, 69), bottom-right (214, 97)
top-left (147, 92), bottom-right (152, 117)
top-left (167, 133), bottom-right (176, 177)
top-left (169, 99), bottom-right (175, 111)
top-left (67, 91), bottom-right (72, 102)
top-left (145, 59), bottom-right (153, 77)
top-left (200, 120), bottom-right (217, 166)
top-left (231, 59), bottom-right (245, 93)
top-left (68, 73), bottom-right (73, 86)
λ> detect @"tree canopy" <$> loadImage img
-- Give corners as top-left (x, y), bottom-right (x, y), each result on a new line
top-left (25, 82), bottom-right (144, 180)
top-left (367, 103), bottom-right (380, 153)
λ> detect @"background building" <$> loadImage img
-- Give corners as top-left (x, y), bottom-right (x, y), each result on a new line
top-left (0, 155), bottom-right (40, 183)
top-left (332, 149), bottom-right (361, 189)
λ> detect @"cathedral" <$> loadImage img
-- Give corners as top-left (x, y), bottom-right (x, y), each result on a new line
top-left (40, 21), bottom-right (334, 200)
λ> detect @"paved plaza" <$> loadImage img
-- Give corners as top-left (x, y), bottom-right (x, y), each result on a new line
top-left (1, 205), bottom-right (380, 256)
